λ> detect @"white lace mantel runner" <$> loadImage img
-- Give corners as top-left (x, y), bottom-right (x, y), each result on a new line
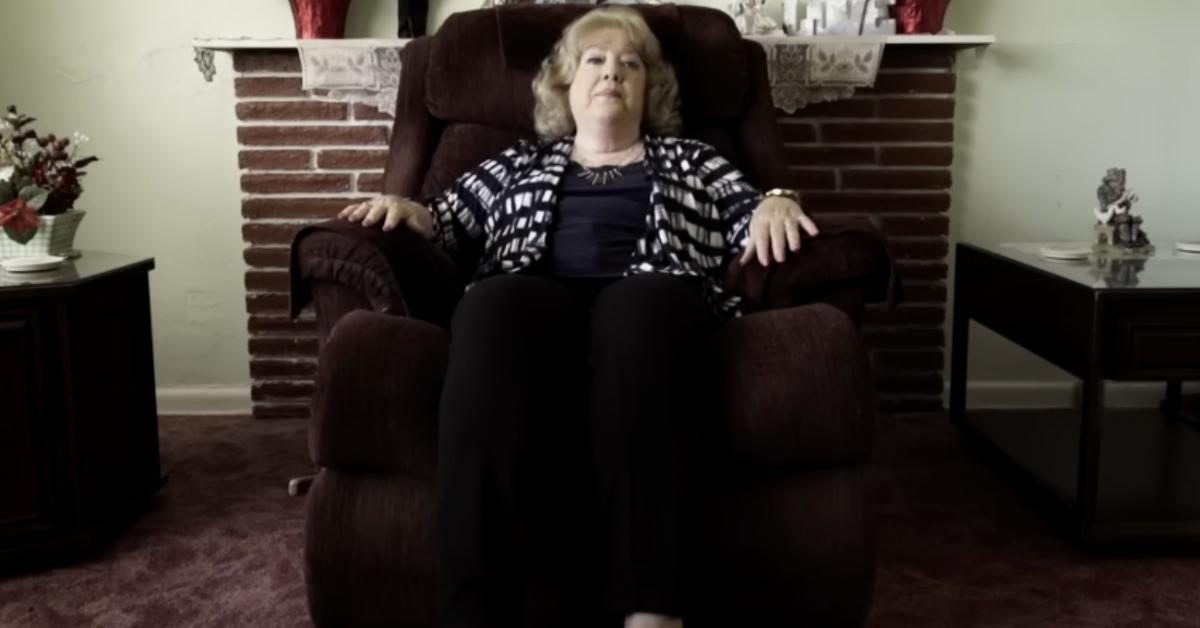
top-left (745, 35), bottom-right (885, 114)
top-left (297, 39), bottom-right (408, 116)
top-left (205, 36), bottom-right (882, 116)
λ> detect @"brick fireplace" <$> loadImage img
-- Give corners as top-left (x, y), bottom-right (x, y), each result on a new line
top-left (221, 42), bottom-right (975, 419)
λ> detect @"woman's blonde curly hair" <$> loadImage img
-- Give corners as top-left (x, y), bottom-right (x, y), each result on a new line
top-left (532, 6), bottom-right (682, 141)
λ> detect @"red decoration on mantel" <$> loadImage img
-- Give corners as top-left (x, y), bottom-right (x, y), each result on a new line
top-left (892, 0), bottom-right (953, 34)
top-left (288, 0), bottom-right (352, 39)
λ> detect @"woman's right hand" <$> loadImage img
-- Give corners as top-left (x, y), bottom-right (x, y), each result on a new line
top-left (338, 195), bottom-right (434, 237)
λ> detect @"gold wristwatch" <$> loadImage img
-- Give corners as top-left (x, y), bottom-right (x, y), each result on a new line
top-left (763, 188), bottom-right (802, 204)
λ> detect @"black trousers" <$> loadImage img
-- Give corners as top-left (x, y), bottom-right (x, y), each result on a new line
top-left (436, 273), bottom-right (719, 628)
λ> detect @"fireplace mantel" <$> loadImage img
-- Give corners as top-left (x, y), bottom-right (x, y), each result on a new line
top-left (192, 33), bottom-right (995, 56)
top-left (193, 34), bottom-right (992, 114)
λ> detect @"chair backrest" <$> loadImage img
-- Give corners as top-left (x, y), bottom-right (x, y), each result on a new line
top-left (382, 4), bottom-right (785, 271)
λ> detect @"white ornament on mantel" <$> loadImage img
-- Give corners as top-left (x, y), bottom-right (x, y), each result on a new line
top-left (798, 0), bottom-right (896, 35)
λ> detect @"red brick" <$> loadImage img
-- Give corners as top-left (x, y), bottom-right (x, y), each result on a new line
top-left (878, 98), bottom-right (956, 119)
top-left (896, 261), bottom-right (948, 281)
top-left (902, 283), bottom-right (947, 303)
top-left (801, 192), bottom-right (950, 214)
top-left (318, 149), bottom-right (390, 170)
top-left (239, 149), bottom-right (311, 170)
top-left (246, 292), bottom-right (290, 313)
top-left (876, 371), bottom-right (944, 395)
top-left (880, 215), bottom-right (949, 237)
top-left (233, 51), bottom-right (301, 73)
top-left (888, 238), bottom-right (949, 260)
top-left (864, 327), bottom-right (945, 349)
top-left (243, 197), bottom-right (367, 219)
top-left (245, 271), bottom-right (290, 292)
top-left (249, 315), bottom-right (318, 335)
top-left (249, 336), bottom-right (318, 355)
top-left (879, 146), bottom-right (953, 167)
top-left (782, 169), bottom-right (837, 190)
top-left (352, 103), bottom-right (395, 120)
top-left (238, 125), bottom-right (389, 147)
top-left (236, 101), bottom-right (348, 121)
top-left (250, 359), bottom-right (318, 378)
top-left (243, 222), bottom-right (308, 245)
top-left (821, 122), bottom-right (953, 143)
top-left (241, 173), bottom-right (352, 194)
top-left (234, 77), bottom-right (305, 98)
top-left (842, 169), bottom-right (951, 190)
top-left (778, 121), bottom-right (817, 143)
top-left (252, 380), bottom-right (316, 401)
top-left (861, 73), bottom-right (957, 95)
top-left (880, 49), bottom-right (955, 70)
top-left (783, 99), bottom-right (877, 118)
top-left (864, 304), bottom-right (945, 325)
top-left (874, 350), bottom-right (945, 369)
top-left (252, 403), bottom-right (311, 419)
top-left (783, 146), bottom-right (876, 166)
top-left (878, 396), bottom-right (944, 413)
top-left (356, 173), bottom-right (385, 193)
top-left (244, 247), bottom-right (291, 268)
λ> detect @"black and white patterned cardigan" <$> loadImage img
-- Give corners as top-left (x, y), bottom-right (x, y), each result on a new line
top-left (425, 134), bottom-right (762, 319)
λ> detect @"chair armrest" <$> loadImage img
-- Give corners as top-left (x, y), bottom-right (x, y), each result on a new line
top-left (724, 215), bottom-right (900, 320)
top-left (290, 220), bottom-right (463, 328)
top-left (711, 303), bottom-right (876, 470)
top-left (309, 309), bottom-right (448, 480)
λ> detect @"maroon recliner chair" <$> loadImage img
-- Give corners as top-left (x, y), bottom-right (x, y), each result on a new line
top-left (290, 5), bottom-right (894, 627)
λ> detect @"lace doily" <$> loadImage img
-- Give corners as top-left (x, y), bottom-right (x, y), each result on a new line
top-left (290, 36), bottom-right (882, 117)
top-left (296, 40), bottom-right (407, 116)
top-left (747, 36), bottom-right (885, 114)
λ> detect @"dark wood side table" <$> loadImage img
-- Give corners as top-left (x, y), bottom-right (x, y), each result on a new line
top-left (0, 252), bottom-right (161, 567)
top-left (950, 242), bottom-right (1200, 547)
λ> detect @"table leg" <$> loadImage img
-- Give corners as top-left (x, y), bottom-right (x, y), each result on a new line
top-left (949, 267), bottom-right (969, 426)
top-left (1165, 380), bottom-right (1182, 419)
top-left (1076, 358), bottom-right (1105, 544)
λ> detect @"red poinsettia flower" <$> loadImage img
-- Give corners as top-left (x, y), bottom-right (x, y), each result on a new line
top-left (0, 196), bottom-right (41, 238)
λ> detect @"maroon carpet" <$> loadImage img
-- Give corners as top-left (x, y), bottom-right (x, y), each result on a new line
top-left (2, 414), bottom-right (1198, 627)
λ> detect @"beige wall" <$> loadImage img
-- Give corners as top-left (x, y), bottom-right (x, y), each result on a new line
top-left (2, 1), bottom-right (1194, 410)
top-left (0, 0), bottom-right (398, 410)
top-left (946, 0), bottom-right (1200, 400)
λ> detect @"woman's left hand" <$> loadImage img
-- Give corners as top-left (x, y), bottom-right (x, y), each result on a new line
top-left (739, 196), bottom-right (819, 266)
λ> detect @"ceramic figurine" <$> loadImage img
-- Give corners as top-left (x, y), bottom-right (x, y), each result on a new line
top-left (1092, 167), bottom-right (1152, 253)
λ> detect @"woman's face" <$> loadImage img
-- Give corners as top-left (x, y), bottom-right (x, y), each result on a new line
top-left (568, 27), bottom-right (646, 133)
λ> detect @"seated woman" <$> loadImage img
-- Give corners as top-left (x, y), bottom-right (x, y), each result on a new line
top-left (337, 6), bottom-right (816, 628)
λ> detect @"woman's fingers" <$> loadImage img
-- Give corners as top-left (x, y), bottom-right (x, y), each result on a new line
top-left (739, 240), bottom-right (755, 265)
top-left (798, 212), bottom-right (819, 237)
top-left (361, 202), bottom-right (387, 226)
top-left (755, 221), bottom-right (771, 267)
top-left (770, 220), bottom-right (787, 263)
top-left (785, 219), bottom-right (802, 252)
top-left (382, 203), bottom-right (403, 231)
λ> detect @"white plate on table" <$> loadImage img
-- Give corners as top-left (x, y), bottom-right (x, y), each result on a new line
top-left (1038, 245), bottom-right (1091, 261)
top-left (1, 256), bottom-right (66, 273)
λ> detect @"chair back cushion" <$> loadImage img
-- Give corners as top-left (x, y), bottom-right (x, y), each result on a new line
top-left (426, 4), bottom-right (752, 133)
top-left (418, 5), bottom-right (762, 198)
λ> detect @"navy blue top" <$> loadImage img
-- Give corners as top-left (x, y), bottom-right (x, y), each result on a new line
top-left (531, 160), bottom-right (652, 278)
